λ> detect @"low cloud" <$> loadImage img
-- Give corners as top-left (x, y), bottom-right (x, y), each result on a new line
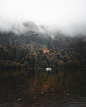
top-left (0, 0), bottom-right (86, 36)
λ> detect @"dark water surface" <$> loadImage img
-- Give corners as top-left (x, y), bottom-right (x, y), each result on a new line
top-left (0, 68), bottom-right (86, 107)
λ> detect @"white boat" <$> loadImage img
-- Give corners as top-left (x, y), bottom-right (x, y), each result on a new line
top-left (46, 68), bottom-right (51, 71)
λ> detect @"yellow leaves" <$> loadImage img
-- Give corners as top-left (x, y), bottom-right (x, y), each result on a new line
top-left (18, 98), bottom-right (21, 101)
top-left (41, 92), bottom-right (44, 94)
top-left (66, 94), bottom-right (69, 96)
top-left (63, 91), bottom-right (66, 93)
top-left (6, 103), bottom-right (9, 105)
top-left (51, 57), bottom-right (53, 59)
top-left (43, 49), bottom-right (49, 53)
top-left (33, 97), bottom-right (36, 99)
top-left (51, 88), bottom-right (54, 90)
top-left (56, 93), bottom-right (69, 97)
top-left (6, 50), bottom-right (8, 52)
top-left (33, 89), bottom-right (35, 91)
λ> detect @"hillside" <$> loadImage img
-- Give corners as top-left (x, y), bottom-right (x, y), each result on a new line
top-left (0, 28), bottom-right (86, 68)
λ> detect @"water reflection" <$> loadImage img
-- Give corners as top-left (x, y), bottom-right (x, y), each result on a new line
top-left (0, 68), bottom-right (86, 107)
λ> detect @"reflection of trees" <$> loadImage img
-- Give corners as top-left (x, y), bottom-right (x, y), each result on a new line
top-left (0, 69), bottom-right (86, 102)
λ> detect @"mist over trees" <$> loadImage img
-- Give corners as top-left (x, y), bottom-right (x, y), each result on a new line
top-left (0, 31), bottom-right (86, 69)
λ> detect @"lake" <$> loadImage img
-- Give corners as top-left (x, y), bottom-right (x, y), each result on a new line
top-left (0, 68), bottom-right (86, 107)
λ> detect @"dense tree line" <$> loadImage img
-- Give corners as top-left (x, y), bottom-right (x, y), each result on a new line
top-left (0, 31), bottom-right (86, 68)
top-left (0, 35), bottom-right (86, 69)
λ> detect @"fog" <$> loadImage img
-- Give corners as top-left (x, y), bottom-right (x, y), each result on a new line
top-left (0, 0), bottom-right (86, 36)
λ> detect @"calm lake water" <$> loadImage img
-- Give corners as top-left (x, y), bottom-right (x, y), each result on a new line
top-left (0, 68), bottom-right (86, 107)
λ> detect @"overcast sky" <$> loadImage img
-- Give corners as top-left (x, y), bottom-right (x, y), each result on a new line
top-left (0, 0), bottom-right (86, 35)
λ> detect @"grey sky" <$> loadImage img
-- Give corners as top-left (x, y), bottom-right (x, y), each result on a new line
top-left (0, 0), bottom-right (86, 35)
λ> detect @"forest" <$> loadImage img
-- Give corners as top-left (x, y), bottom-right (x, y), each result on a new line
top-left (0, 31), bottom-right (86, 69)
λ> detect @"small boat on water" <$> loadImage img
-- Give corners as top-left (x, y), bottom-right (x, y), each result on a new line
top-left (46, 68), bottom-right (51, 71)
